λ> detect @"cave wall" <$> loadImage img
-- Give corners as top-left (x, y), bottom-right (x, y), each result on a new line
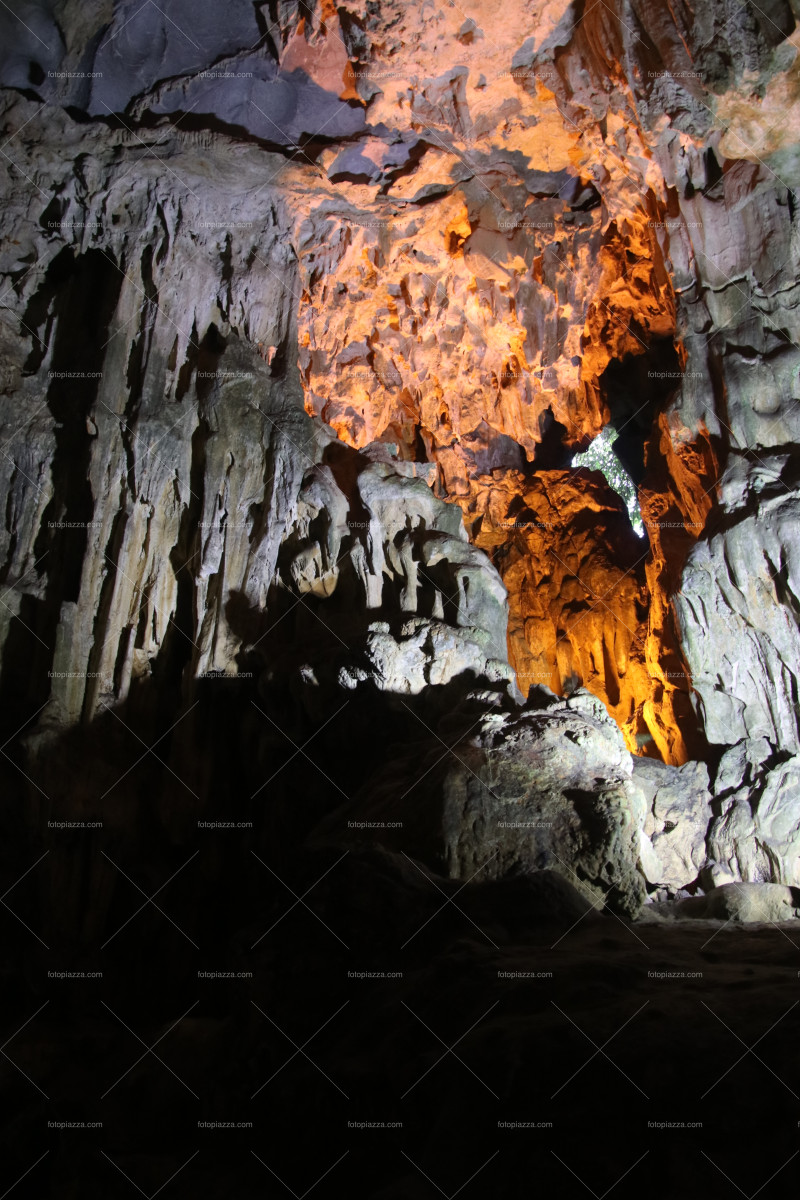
top-left (2, 4), bottom-right (800, 1195)
top-left (0, 0), bottom-right (799, 774)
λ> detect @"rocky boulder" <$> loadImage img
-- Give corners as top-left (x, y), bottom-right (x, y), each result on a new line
top-left (630, 756), bottom-right (712, 892)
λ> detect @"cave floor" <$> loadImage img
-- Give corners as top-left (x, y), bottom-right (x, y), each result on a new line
top-left (2, 846), bottom-right (798, 1199)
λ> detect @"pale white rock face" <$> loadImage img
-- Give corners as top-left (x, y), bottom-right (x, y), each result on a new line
top-left (676, 492), bottom-right (800, 754)
top-left (676, 882), bottom-right (800, 923)
top-left (1, 0), bottom-right (800, 919)
top-left (349, 618), bottom-right (516, 695)
top-left (630, 758), bottom-right (712, 891)
top-left (707, 755), bottom-right (800, 887)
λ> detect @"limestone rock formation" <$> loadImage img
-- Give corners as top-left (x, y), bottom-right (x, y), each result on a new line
top-left (0, 0), bottom-right (798, 895)
top-left (3, 2), bottom-right (800, 1195)
top-left (676, 881), bottom-right (800, 922)
top-left (314, 689), bottom-right (647, 916)
top-left (631, 756), bottom-right (712, 891)
top-left (706, 740), bottom-right (800, 886)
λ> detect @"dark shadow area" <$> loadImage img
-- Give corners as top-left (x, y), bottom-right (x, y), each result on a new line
top-left (0, 249), bottom-right (123, 727)
top-left (598, 338), bottom-right (684, 483)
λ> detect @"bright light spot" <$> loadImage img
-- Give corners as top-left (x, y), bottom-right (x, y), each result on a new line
top-left (573, 427), bottom-right (644, 536)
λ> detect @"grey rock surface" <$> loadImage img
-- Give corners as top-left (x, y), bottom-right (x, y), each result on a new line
top-left (630, 757), bottom-right (712, 891)
top-left (317, 689), bottom-right (648, 917)
top-left (675, 881), bottom-right (800, 922)
top-left (706, 743), bottom-right (800, 886)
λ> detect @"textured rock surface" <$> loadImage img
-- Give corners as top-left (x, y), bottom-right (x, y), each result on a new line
top-left (0, 0), bottom-right (797, 775)
top-left (631, 756), bottom-right (712, 891)
top-left (0, 0), bottom-right (797, 865)
top-left (675, 881), bottom-right (800, 922)
top-left (317, 689), bottom-right (647, 915)
top-left (2, 1), bottom-right (800, 1195)
top-left (706, 740), bottom-right (800, 886)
